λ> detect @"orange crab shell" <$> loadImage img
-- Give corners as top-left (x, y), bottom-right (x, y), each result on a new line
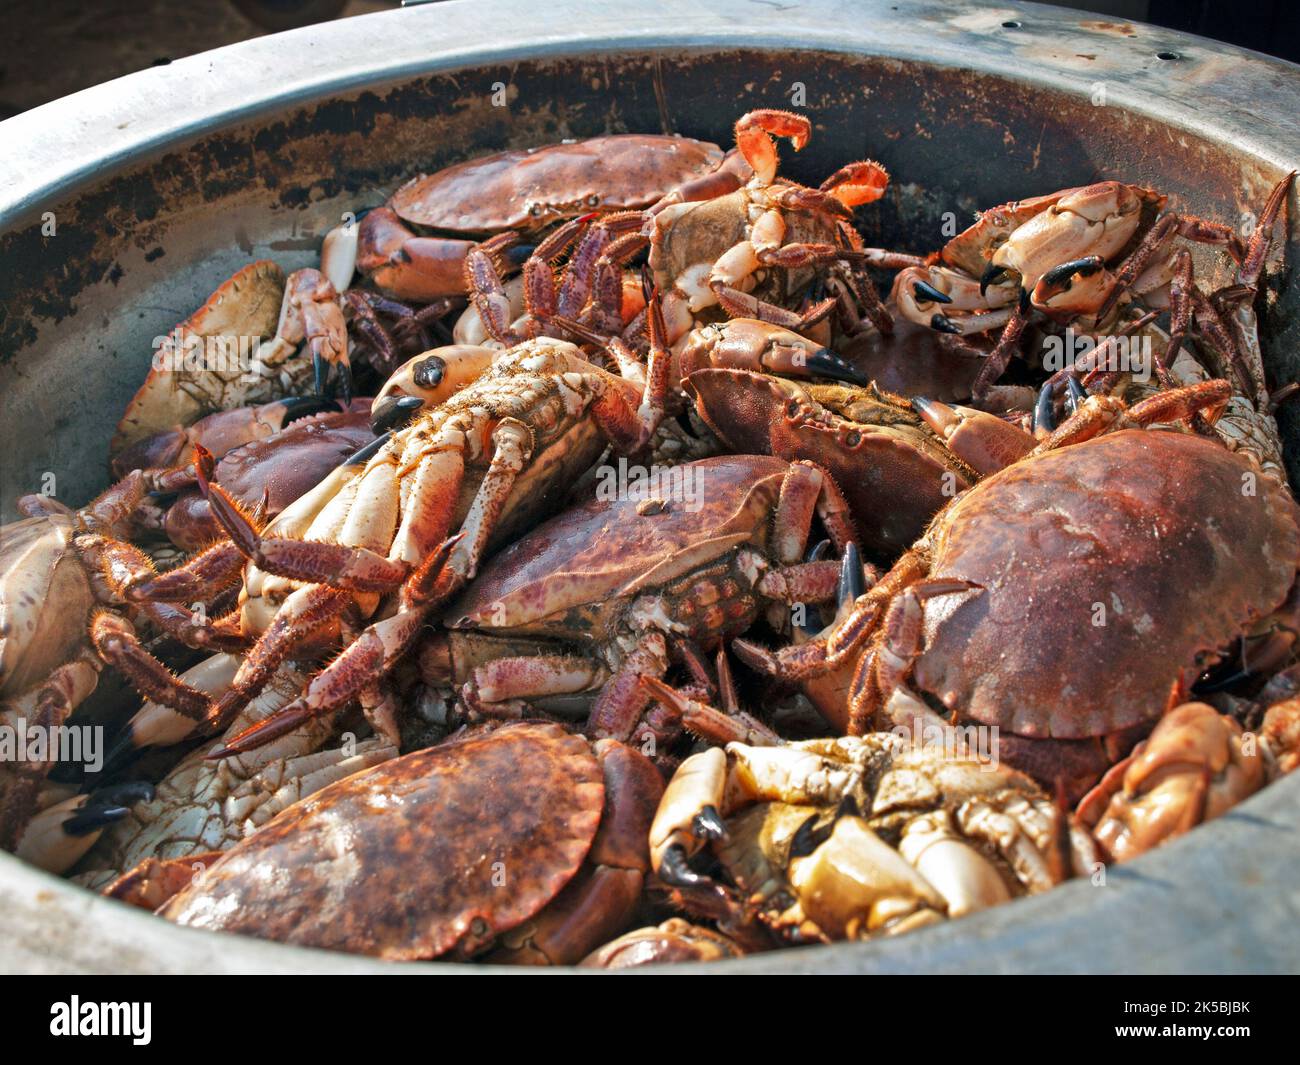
top-left (913, 430), bottom-right (1300, 740)
top-left (447, 454), bottom-right (797, 638)
top-left (388, 135), bottom-right (725, 233)
top-left (162, 723), bottom-right (605, 960)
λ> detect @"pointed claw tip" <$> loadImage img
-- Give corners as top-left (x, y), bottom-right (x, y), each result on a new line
top-left (930, 313), bottom-right (961, 334)
top-left (912, 278), bottom-right (953, 305)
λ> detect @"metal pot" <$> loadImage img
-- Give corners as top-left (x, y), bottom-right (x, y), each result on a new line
top-left (1, 0), bottom-right (1297, 973)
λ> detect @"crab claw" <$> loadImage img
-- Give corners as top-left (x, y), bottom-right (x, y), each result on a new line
top-left (1031, 380), bottom-right (1057, 440)
top-left (15, 781), bottom-right (157, 874)
top-left (912, 278), bottom-right (953, 306)
top-left (1032, 256), bottom-right (1115, 320)
top-left (262, 268), bottom-right (349, 399)
top-left (805, 348), bottom-right (869, 385)
top-left (979, 263), bottom-right (1009, 297)
top-left (911, 396), bottom-right (1036, 476)
top-left (657, 843), bottom-right (716, 889)
top-left (370, 345), bottom-right (497, 433)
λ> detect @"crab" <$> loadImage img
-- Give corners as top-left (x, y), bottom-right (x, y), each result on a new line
top-left (142, 403), bottom-right (375, 552)
top-left (1074, 701), bottom-right (1281, 863)
top-left (421, 454), bottom-right (856, 746)
top-left (111, 261), bottom-right (350, 461)
top-left (349, 133), bottom-right (726, 303)
top-left (685, 367), bottom-right (1036, 556)
top-left (638, 110), bottom-right (893, 349)
top-left (154, 722), bottom-right (662, 964)
top-left (891, 180), bottom-right (1250, 398)
top-left (70, 656), bottom-right (396, 898)
top-left (0, 464), bottom-right (209, 852)
top-left (111, 335), bottom-right (669, 757)
top-left (734, 378), bottom-right (1300, 798)
top-left (649, 732), bottom-right (1097, 943)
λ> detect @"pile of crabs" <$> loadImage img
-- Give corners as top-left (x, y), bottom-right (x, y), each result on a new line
top-left (3, 110), bottom-right (1299, 966)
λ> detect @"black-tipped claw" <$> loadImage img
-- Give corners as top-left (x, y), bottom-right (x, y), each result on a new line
top-left (370, 394), bottom-right (425, 435)
top-left (1041, 256), bottom-right (1104, 289)
top-left (806, 348), bottom-right (868, 385)
top-left (280, 394), bottom-right (342, 423)
top-left (342, 431), bottom-right (392, 468)
top-left (930, 313), bottom-right (961, 335)
top-left (313, 351), bottom-right (329, 398)
top-left (658, 843), bottom-right (714, 889)
top-left (60, 781), bottom-right (155, 837)
top-left (980, 263), bottom-right (1009, 297)
top-left (692, 805), bottom-right (729, 842)
top-left (838, 542), bottom-right (865, 606)
top-left (1064, 375), bottom-right (1088, 415)
top-left (1018, 288), bottom-right (1032, 314)
top-left (1032, 380), bottom-right (1056, 436)
top-left (913, 279), bottom-right (953, 305)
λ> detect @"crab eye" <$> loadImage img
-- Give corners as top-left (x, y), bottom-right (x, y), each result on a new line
top-left (586, 194), bottom-right (600, 207)
top-left (413, 356), bottom-right (447, 389)
top-left (529, 203), bottom-right (543, 218)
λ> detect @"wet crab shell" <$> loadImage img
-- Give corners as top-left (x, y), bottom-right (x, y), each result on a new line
top-left (388, 135), bottom-right (724, 233)
top-left (913, 429), bottom-right (1300, 739)
top-left (162, 722), bottom-right (604, 959)
top-left (111, 260), bottom-right (288, 458)
top-left (446, 454), bottom-right (793, 638)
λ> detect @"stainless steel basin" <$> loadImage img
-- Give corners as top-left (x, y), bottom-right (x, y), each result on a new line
top-left (1, 0), bottom-right (1297, 973)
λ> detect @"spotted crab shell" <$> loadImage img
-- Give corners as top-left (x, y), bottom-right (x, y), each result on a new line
top-left (162, 723), bottom-right (605, 960)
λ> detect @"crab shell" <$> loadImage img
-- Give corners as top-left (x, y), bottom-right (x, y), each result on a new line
top-left (685, 369), bottom-right (970, 556)
top-left (447, 454), bottom-right (799, 641)
top-left (912, 429), bottom-right (1300, 740)
top-left (111, 260), bottom-right (291, 459)
top-left (0, 514), bottom-right (94, 699)
top-left (388, 135), bottom-right (724, 233)
top-left (163, 407), bottom-right (375, 551)
top-left (162, 722), bottom-right (605, 959)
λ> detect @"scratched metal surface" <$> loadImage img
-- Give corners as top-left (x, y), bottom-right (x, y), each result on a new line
top-left (0, 0), bottom-right (1297, 972)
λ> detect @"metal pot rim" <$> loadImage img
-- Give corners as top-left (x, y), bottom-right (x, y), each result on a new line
top-left (2, 0), bottom-right (1298, 973)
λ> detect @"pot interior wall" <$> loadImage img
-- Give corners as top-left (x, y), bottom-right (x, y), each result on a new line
top-left (2, 47), bottom-right (1297, 511)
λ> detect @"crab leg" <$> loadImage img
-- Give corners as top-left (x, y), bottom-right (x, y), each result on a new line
top-left (210, 535), bottom-right (451, 759)
top-left (771, 459), bottom-right (856, 563)
top-left (733, 547), bottom-right (927, 681)
top-left (1095, 210), bottom-right (1244, 323)
top-left (587, 632), bottom-right (670, 741)
top-left (88, 612), bottom-right (211, 720)
top-left (971, 303), bottom-right (1030, 399)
